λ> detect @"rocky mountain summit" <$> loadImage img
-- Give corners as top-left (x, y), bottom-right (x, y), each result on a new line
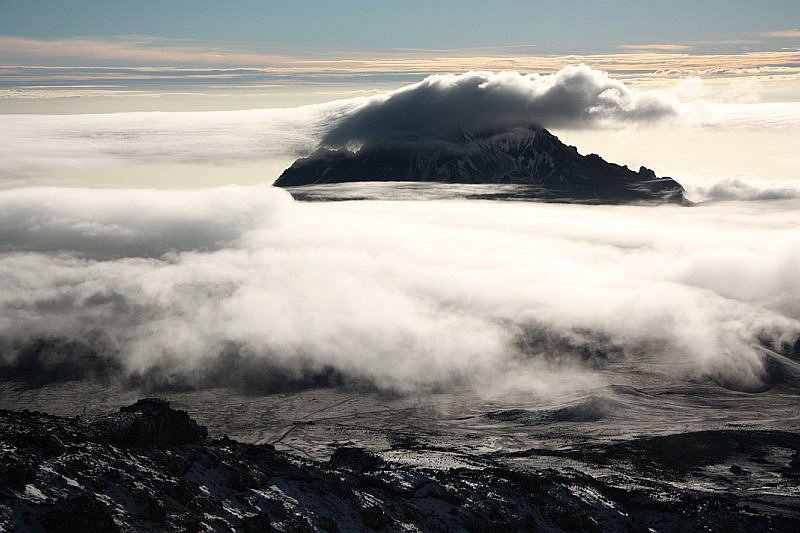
top-left (275, 126), bottom-right (687, 204)
top-left (3, 399), bottom-right (800, 531)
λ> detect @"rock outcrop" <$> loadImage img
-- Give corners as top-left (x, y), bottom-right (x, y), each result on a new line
top-left (2, 401), bottom-right (799, 531)
top-left (89, 398), bottom-right (207, 447)
top-left (276, 126), bottom-right (688, 204)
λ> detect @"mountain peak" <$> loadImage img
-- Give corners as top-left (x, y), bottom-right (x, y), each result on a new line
top-left (275, 126), bottom-right (687, 204)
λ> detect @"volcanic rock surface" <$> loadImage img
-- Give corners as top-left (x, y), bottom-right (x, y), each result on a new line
top-left (2, 400), bottom-right (800, 531)
top-left (275, 126), bottom-right (687, 204)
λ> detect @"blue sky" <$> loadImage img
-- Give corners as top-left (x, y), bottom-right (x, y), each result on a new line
top-left (1, 0), bottom-right (799, 53)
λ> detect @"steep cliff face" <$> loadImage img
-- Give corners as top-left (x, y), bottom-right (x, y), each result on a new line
top-left (275, 126), bottom-right (687, 203)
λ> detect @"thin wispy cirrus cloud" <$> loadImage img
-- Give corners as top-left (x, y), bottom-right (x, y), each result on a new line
top-left (0, 28), bottom-right (798, 115)
top-left (2, 34), bottom-right (800, 80)
top-left (0, 35), bottom-right (299, 68)
top-left (617, 44), bottom-right (693, 52)
top-left (761, 28), bottom-right (800, 38)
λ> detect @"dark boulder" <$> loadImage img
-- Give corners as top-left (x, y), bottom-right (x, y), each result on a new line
top-left (329, 447), bottom-right (386, 472)
top-left (2, 455), bottom-right (37, 492)
top-left (90, 398), bottom-right (207, 447)
top-left (41, 494), bottom-right (121, 533)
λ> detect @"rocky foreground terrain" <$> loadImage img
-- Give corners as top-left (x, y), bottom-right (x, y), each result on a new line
top-left (2, 399), bottom-right (800, 532)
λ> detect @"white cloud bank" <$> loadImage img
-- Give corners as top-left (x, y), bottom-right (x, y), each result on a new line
top-left (320, 66), bottom-right (680, 146)
top-left (1, 66), bottom-right (799, 395)
top-left (0, 185), bottom-right (798, 395)
top-left (691, 177), bottom-right (800, 202)
top-left (2, 65), bottom-right (800, 188)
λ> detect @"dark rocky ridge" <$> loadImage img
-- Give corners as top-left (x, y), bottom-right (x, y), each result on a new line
top-left (3, 400), bottom-right (800, 531)
top-left (276, 126), bottom-right (688, 204)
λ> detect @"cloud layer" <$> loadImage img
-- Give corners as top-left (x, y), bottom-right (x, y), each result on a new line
top-left (691, 177), bottom-right (800, 202)
top-left (0, 103), bottom-right (351, 181)
top-left (1, 65), bottom-right (799, 398)
top-left (2, 35), bottom-right (798, 76)
top-left (1, 185), bottom-right (798, 395)
top-left (3, 65), bottom-right (800, 187)
top-left (321, 66), bottom-right (680, 146)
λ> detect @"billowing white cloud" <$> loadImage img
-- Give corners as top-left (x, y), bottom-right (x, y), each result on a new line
top-left (1, 65), bottom-right (798, 399)
top-left (321, 66), bottom-right (680, 146)
top-left (0, 186), bottom-right (288, 258)
top-left (691, 177), bottom-right (800, 202)
top-left (0, 185), bottom-right (798, 395)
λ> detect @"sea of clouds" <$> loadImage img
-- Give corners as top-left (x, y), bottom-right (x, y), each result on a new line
top-left (0, 185), bottom-right (798, 395)
top-left (1, 65), bottom-right (799, 396)
top-left (3, 65), bottom-right (800, 195)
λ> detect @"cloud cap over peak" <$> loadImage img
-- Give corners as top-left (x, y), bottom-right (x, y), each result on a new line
top-left (322, 65), bottom-right (679, 147)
